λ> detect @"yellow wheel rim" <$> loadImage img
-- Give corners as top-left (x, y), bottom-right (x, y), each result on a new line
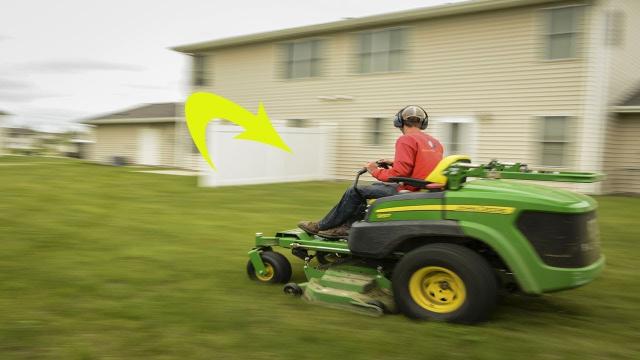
top-left (408, 266), bottom-right (466, 313)
top-left (256, 264), bottom-right (275, 282)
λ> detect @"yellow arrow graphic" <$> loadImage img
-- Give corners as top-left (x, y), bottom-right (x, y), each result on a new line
top-left (185, 92), bottom-right (292, 170)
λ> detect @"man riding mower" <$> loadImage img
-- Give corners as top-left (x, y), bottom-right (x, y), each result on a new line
top-left (299, 105), bottom-right (442, 239)
top-left (246, 108), bottom-right (605, 324)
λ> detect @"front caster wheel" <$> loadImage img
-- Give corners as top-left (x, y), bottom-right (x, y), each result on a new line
top-left (246, 251), bottom-right (292, 284)
top-left (366, 300), bottom-right (387, 314)
top-left (283, 283), bottom-right (303, 297)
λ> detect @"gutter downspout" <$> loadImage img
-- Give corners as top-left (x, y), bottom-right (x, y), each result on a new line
top-left (579, 0), bottom-right (612, 194)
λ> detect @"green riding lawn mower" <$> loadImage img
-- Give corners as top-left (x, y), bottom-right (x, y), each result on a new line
top-left (246, 155), bottom-right (605, 324)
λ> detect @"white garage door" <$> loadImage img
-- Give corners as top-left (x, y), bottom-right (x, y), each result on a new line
top-left (137, 128), bottom-right (161, 166)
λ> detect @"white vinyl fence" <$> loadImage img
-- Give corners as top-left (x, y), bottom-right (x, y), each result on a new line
top-left (199, 124), bottom-right (331, 187)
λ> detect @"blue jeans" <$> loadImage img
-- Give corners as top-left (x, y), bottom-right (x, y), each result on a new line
top-left (318, 182), bottom-right (398, 230)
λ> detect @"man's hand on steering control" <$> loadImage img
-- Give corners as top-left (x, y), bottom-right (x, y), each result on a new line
top-left (365, 161), bottom-right (378, 174)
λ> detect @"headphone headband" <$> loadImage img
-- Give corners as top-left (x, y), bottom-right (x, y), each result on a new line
top-left (394, 105), bottom-right (429, 130)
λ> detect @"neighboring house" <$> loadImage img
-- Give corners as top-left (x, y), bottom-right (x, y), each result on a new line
top-left (3, 127), bottom-right (71, 156)
top-left (173, 0), bottom-right (640, 194)
top-left (5, 127), bottom-right (41, 154)
top-left (81, 103), bottom-right (200, 168)
top-left (0, 110), bottom-right (9, 155)
top-left (66, 138), bottom-right (94, 159)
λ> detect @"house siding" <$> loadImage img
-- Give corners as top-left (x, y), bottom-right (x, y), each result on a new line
top-left (196, 1), bottom-right (591, 181)
top-left (605, 0), bottom-right (640, 104)
top-left (575, 0), bottom-right (640, 193)
top-left (174, 119), bottom-right (204, 170)
top-left (599, 0), bottom-right (640, 190)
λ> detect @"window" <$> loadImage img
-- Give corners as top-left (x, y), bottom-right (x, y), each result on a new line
top-left (605, 10), bottom-right (625, 47)
top-left (286, 119), bottom-right (308, 128)
top-left (192, 55), bottom-right (207, 86)
top-left (540, 116), bottom-right (568, 166)
top-left (368, 118), bottom-right (385, 146)
top-left (283, 40), bottom-right (322, 79)
top-left (545, 7), bottom-right (581, 59)
top-left (448, 122), bottom-right (461, 154)
top-left (438, 119), bottom-right (474, 156)
top-left (358, 28), bottom-right (406, 73)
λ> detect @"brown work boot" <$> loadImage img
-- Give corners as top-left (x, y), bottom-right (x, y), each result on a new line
top-left (317, 224), bottom-right (350, 239)
top-left (298, 221), bottom-right (320, 234)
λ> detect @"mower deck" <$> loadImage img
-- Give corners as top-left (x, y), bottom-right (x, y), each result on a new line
top-left (250, 230), bottom-right (397, 315)
top-left (301, 263), bottom-right (395, 316)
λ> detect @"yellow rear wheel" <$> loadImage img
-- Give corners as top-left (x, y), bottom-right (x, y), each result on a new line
top-left (392, 243), bottom-right (498, 323)
top-left (409, 266), bottom-right (466, 313)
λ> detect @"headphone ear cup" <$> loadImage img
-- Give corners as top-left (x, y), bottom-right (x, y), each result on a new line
top-left (394, 107), bottom-right (408, 129)
top-left (393, 112), bottom-right (403, 128)
top-left (419, 106), bottom-right (429, 130)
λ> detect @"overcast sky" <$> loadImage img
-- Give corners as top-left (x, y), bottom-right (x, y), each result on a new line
top-left (0, 0), bottom-right (464, 132)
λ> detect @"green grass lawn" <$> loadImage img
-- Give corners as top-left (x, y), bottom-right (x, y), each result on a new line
top-left (1, 156), bottom-right (639, 359)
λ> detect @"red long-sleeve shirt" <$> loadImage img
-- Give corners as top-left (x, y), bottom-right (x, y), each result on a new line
top-left (372, 131), bottom-right (444, 191)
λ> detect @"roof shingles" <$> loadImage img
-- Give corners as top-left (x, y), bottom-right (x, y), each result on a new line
top-left (172, 0), bottom-right (561, 53)
top-left (82, 102), bottom-right (181, 124)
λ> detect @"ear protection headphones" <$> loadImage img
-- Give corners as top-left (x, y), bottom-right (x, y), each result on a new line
top-left (393, 105), bottom-right (429, 130)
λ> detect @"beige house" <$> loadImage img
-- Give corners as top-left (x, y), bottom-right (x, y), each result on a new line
top-left (82, 103), bottom-right (200, 168)
top-left (173, 0), bottom-right (640, 194)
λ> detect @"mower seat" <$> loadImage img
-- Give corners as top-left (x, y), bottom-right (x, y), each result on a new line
top-left (387, 154), bottom-right (471, 190)
top-left (426, 154), bottom-right (471, 184)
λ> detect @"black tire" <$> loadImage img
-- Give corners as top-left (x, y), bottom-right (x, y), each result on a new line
top-left (283, 282), bottom-right (303, 297)
top-left (246, 251), bottom-right (292, 284)
top-left (366, 300), bottom-right (387, 314)
top-left (392, 243), bottom-right (497, 324)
